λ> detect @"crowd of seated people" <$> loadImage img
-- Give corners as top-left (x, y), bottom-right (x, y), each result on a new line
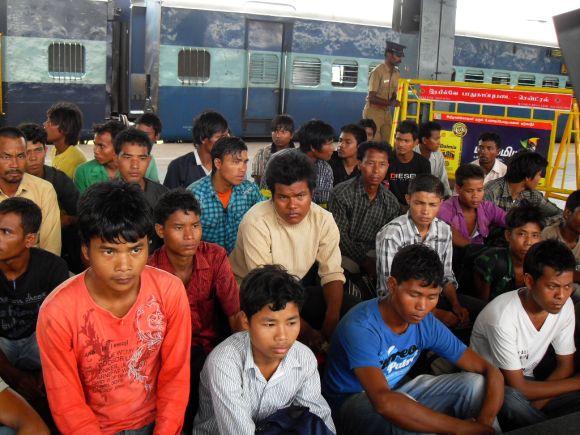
top-left (0, 101), bottom-right (579, 435)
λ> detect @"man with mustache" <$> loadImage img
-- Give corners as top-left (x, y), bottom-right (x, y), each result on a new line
top-left (0, 127), bottom-right (61, 255)
top-left (471, 132), bottom-right (506, 185)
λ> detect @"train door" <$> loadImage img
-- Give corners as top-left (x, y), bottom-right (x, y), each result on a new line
top-left (243, 20), bottom-right (289, 137)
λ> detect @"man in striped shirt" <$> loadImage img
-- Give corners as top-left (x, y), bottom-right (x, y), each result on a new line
top-left (193, 265), bottom-right (335, 435)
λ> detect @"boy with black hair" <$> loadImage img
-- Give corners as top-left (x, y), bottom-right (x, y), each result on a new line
top-left (188, 136), bottom-right (262, 254)
top-left (472, 132), bottom-right (506, 185)
top-left (357, 118), bottom-right (377, 142)
top-left (471, 203), bottom-right (543, 302)
top-left (415, 121), bottom-right (452, 197)
top-left (149, 189), bottom-right (242, 432)
top-left (115, 127), bottom-right (168, 210)
top-left (387, 120), bottom-right (431, 207)
top-left (438, 164), bottom-right (506, 247)
top-left (329, 124), bottom-right (367, 186)
top-left (135, 112), bottom-right (163, 183)
top-left (44, 102), bottom-right (86, 179)
top-left (193, 265), bottom-right (335, 435)
top-left (0, 127), bottom-right (61, 255)
top-left (164, 110), bottom-right (229, 189)
top-left (296, 120), bottom-right (335, 205)
top-left (376, 174), bottom-right (473, 331)
top-left (471, 239), bottom-right (580, 430)
top-left (329, 141), bottom-right (399, 280)
top-left (484, 151), bottom-right (562, 224)
top-left (37, 181), bottom-right (191, 434)
top-left (230, 149), bottom-right (351, 350)
top-left (252, 114), bottom-right (295, 187)
top-left (323, 243), bottom-right (503, 435)
top-left (73, 120), bottom-right (125, 193)
top-left (0, 377), bottom-right (49, 434)
top-left (0, 198), bottom-right (69, 404)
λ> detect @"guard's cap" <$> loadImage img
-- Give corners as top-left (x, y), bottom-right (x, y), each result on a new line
top-left (386, 41), bottom-right (406, 57)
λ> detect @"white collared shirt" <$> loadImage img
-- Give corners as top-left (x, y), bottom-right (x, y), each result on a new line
top-left (471, 158), bottom-right (507, 185)
top-left (193, 148), bottom-right (212, 176)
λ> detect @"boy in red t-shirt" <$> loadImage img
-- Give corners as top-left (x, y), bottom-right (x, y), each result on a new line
top-left (37, 181), bottom-right (191, 434)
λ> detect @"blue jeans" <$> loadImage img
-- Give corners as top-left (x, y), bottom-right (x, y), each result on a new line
top-left (337, 373), bottom-right (488, 435)
top-left (0, 333), bottom-right (40, 370)
top-left (0, 427), bottom-right (15, 434)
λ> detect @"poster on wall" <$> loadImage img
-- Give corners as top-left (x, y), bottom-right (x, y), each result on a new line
top-left (433, 113), bottom-right (553, 179)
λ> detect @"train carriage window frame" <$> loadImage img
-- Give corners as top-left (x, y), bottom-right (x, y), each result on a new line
top-left (464, 69), bottom-right (484, 83)
top-left (331, 60), bottom-right (359, 88)
top-left (178, 48), bottom-right (211, 85)
top-left (249, 53), bottom-right (279, 85)
top-left (542, 76), bottom-right (560, 88)
top-left (48, 42), bottom-right (86, 80)
top-left (291, 57), bottom-right (321, 87)
top-left (491, 72), bottom-right (511, 85)
top-left (517, 74), bottom-right (537, 87)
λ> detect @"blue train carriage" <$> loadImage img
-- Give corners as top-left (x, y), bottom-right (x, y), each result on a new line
top-left (0, 0), bottom-right (108, 138)
top-left (151, 0), bottom-right (401, 141)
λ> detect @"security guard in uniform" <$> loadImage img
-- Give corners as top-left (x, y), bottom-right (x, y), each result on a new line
top-left (362, 41), bottom-right (405, 142)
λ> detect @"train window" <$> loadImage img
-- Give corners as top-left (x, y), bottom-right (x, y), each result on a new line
top-left (178, 49), bottom-right (210, 84)
top-left (517, 75), bottom-right (536, 87)
top-left (331, 60), bottom-right (358, 88)
top-left (48, 42), bottom-right (85, 79)
top-left (491, 72), bottom-right (510, 85)
top-left (464, 70), bottom-right (484, 83)
top-left (542, 77), bottom-right (560, 88)
top-left (566, 80), bottom-right (573, 89)
top-left (292, 57), bottom-right (321, 87)
top-left (249, 53), bottom-right (279, 84)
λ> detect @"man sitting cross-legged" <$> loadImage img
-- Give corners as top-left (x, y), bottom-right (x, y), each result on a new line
top-left (323, 244), bottom-right (503, 435)
top-left (193, 265), bottom-right (335, 435)
top-left (471, 239), bottom-right (580, 431)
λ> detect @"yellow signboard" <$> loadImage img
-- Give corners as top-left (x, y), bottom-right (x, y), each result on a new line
top-left (440, 129), bottom-right (463, 180)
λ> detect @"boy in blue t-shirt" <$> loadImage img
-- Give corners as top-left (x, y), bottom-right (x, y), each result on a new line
top-left (323, 244), bottom-right (504, 435)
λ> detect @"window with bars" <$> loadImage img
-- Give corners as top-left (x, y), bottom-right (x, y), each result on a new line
top-left (249, 53), bottom-right (279, 84)
top-left (291, 57), bottom-right (321, 86)
top-left (517, 75), bottom-right (536, 86)
top-left (331, 60), bottom-right (358, 88)
top-left (48, 42), bottom-right (85, 80)
top-left (178, 49), bottom-right (211, 84)
top-left (542, 76), bottom-right (560, 88)
top-left (464, 70), bottom-right (484, 83)
top-left (491, 72), bottom-right (511, 85)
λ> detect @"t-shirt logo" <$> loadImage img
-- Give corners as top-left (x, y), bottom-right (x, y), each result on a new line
top-left (380, 344), bottom-right (419, 374)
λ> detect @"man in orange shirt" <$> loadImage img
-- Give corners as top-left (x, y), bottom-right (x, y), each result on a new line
top-left (37, 181), bottom-right (191, 434)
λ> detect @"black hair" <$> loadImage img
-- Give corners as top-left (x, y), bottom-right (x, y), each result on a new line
top-left (356, 141), bottom-right (390, 162)
top-left (396, 120), bottom-right (419, 141)
top-left (240, 264), bottom-right (305, 320)
top-left (358, 118), bottom-right (377, 137)
top-left (478, 132), bottom-right (501, 149)
top-left (408, 173), bottom-right (444, 198)
top-left (455, 164), bottom-right (485, 187)
top-left (505, 201), bottom-right (544, 231)
top-left (93, 120), bottom-right (126, 141)
top-left (565, 190), bottom-right (580, 212)
top-left (135, 113), bottom-right (163, 135)
top-left (264, 149), bottom-right (317, 195)
top-left (0, 197), bottom-right (41, 234)
top-left (418, 121), bottom-right (441, 143)
top-left (18, 123), bottom-right (47, 146)
top-left (390, 244), bottom-right (444, 288)
top-left (210, 136), bottom-right (247, 173)
top-left (295, 119), bottom-right (335, 153)
top-left (505, 151), bottom-right (548, 184)
top-left (271, 114), bottom-right (295, 132)
top-left (46, 102), bottom-right (83, 145)
top-left (154, 189), bottom-right (202, 225)
top-left (77, 181), bottom-right (153, 246)
top-left (0, 127), bottom-right (26, 142)
top-left (523, 239), bottom-right (576, 281)
top-left (340, 124), bottom-right (367, 146)
top-left (192, 110), bottom-right (229, 146)
top-left (113, 127), bottom-right (153, 155)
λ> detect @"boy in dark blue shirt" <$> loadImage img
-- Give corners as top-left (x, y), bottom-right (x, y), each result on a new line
top-left (323, 244), bottom-right (504, 435)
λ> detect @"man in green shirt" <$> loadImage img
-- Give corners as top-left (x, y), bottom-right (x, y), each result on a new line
top-left (73, 120), bottom-right (125, 193)
top-left (135, 113), bottom-right (162, 182)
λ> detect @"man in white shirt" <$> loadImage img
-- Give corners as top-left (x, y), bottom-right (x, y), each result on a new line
top-left (471, 132), bottom-right (506, 185)
top-left (470, 239), bottom-right (580, 431)
top-left (193, 265), bottom-right (335, 435)
top-left (414, 121), bottom-right (452, 197)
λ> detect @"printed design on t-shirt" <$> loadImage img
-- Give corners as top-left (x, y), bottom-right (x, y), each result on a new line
top-left (127, 295), bottom-right (166, 398)
top-left (390, 173), bottom-right (417, 180)
top-left (379, 344), bottom-right (419, 374)
top-left (518, 349), bottom-right (529, 364)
